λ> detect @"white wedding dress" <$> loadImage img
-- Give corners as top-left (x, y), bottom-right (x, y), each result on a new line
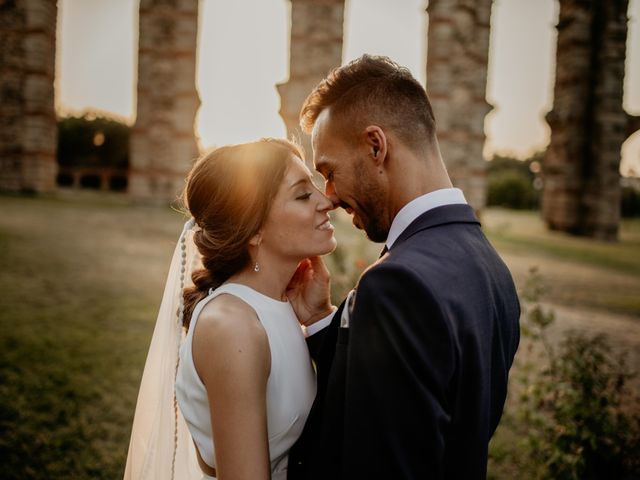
top-left (175, 283), bottom-right (316, 480)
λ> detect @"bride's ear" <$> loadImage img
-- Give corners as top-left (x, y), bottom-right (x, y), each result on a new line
top-left (249, 232), bottom-right (262, 247)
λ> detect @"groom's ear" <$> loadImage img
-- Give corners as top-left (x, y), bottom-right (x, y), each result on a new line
top-left (363, 126), bottom-right (387, 166)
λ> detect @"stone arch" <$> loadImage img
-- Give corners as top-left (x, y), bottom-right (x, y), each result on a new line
top-left (4, 0), bottom-right (636, 239)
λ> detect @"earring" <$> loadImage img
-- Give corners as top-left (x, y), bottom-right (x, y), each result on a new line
top-left (254, 241), bottom-right (261, 272)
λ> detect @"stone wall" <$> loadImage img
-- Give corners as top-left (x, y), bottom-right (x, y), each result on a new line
top-left (277, 0), bottom-right (345, 165)
top-left (543, 0), bottom-right (637, 240)
top-left (0, 0), bottom-right (57, 193)
top-left (129, 0), bottom-right (200, 202)
top-left (426, 0), bottom-right (493, 212)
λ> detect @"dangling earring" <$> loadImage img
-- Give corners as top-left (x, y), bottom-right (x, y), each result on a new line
top-left (253, 242), bottom-right (260, 272)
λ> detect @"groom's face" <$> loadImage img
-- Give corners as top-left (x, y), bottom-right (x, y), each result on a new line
top-left (311, 109), bottom-right (390, 243)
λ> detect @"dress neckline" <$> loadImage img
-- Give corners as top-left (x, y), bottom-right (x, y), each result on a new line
top-left (216, 282), bottom-right (290, 306)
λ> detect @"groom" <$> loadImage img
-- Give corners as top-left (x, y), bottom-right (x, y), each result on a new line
top-left (286, 55), bottom-right (520, 479)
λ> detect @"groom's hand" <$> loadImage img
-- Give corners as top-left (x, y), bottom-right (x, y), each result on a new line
top-left (286, 256), bottom-right (335, 326)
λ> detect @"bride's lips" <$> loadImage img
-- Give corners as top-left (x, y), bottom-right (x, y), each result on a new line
top-left (316, 219), bottom-right (334, 232)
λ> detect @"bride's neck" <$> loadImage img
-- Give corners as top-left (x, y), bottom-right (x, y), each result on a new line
top-left (227, 257), bottom-right (298, 302)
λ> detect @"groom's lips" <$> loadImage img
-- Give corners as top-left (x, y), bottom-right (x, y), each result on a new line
top-left (344, 207), bottom-right (363, 229)
top-left (338, 201), bottom-right (362, 228)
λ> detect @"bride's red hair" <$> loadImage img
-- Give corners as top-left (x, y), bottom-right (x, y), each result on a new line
top-left (181, 138), bottom-right (303, 328)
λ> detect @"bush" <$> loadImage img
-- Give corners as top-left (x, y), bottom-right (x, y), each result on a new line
top-left (488, 170), bottom-right (538, 210)
top-left (486, 153), bottom-right (541, 210)
top-left (57, 113), bottom-right (130, 169)
top-left (516, 268), bottom-right (640, 479)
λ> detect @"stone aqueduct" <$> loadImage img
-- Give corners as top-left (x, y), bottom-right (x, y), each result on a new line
top-left (1, 0), bottom-right (639, 240)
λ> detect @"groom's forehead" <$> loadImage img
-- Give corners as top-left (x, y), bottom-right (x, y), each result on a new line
top-left (311, 108), bottom-right (337, 141)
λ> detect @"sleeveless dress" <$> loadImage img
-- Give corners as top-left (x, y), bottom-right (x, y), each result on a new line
top-left (175, 283), bottom-right (317, 480)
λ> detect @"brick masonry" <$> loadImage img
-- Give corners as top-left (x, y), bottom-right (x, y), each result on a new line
top-left (426, 0), bottom-right (493, 213)
top-left (277, 0), bottom-right (345, 166)
top-left (0, 0), bottom-right (58, 193)
top-left (542, 0), bottom-right (639, 240)
top-left (128, 0), bottom-right (201, 202)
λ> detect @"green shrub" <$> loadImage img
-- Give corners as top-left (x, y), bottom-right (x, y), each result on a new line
top-left (486, 154), bottom-right (541, 210)
top-left (516, 268), bottom-right (640, 479)
top-left (488, 170), bottom-right (539, 210)
top-left (57, 113), bottom-right (130, 169)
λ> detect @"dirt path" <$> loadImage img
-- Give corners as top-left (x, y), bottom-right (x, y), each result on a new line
top-left (543, 302), bottom-right (640, 370)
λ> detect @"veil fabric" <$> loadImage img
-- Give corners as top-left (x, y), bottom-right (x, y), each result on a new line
top-left (124, 219), bottom-right (203, 480)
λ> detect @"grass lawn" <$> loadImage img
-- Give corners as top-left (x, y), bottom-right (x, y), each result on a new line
top-left (0, 193), bottom-right (638, 479)
top-left (483, 208), bottom-right (640, 316)
top-left (0, 192), bottom-right (183, 479)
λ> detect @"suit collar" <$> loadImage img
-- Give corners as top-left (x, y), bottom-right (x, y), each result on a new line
top-left (389, 204), bottom-right (480, 251)
top-left (385, 188), bottom-right (467, 248)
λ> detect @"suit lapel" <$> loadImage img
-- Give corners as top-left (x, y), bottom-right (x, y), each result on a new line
top-left (389, 203), bottom-right (480, 252)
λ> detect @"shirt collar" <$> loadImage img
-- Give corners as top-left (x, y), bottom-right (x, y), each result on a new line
top-left (385, 188), bottom-right (467, 249)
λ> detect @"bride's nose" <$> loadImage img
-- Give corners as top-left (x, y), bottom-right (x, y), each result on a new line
top-left (317, 191), bottom-right (335, 211)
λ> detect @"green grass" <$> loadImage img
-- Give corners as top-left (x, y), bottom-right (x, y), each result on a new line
top-left (482, 208), bottom-right (640, 317)
top-left (0, 192), bottom-right (184, 479)
top-left (0, 193), bottom-right (638, 479)
top-left (483, 208), bottom-right (640, 276)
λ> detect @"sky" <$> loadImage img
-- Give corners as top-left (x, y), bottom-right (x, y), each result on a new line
top-left (55, 0), bottom-right (640, 175)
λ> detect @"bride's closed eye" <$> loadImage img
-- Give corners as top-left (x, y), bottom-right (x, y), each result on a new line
top-left (296, 192), bottom-right (312, 201)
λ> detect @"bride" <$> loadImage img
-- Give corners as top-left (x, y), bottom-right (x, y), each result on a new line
top-left (124, 138), bottom-right (337, 480)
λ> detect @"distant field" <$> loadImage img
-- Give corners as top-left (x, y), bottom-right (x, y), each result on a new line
top-left (484, 208), bottom-right (640, 315)
top-left (0, 193), bottom-right (638, 479)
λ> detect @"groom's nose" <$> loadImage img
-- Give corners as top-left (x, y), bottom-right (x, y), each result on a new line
top-left (324, 181), bottom-right (340, 209)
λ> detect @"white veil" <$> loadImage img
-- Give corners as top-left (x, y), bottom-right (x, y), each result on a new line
top-left (124, 218), bottom-right (203, 480)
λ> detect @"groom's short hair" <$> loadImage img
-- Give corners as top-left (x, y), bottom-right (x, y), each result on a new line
top-left (300, 54), bottom-right (437, 152)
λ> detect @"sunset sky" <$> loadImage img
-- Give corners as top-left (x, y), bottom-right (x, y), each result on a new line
top-left (55, 0), bottom-right (640, 174)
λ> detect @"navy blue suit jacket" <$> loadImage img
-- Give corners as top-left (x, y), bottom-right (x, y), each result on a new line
top-left (288, 204), bottom-right (520, 479)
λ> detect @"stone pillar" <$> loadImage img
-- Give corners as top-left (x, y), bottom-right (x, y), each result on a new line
top-left (0, 0), bottom-right (57, 193)
top-left (129, 0), bottom-right (200, 202)
top-left (277, 0), bottom-right (345, 165)
top-left (542, 0), bottom-right (637, 240)
top-left (426, 0), bottom-right (493, 212)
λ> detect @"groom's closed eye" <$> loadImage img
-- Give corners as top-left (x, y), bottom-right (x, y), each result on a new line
top-left (319, 168), bottom-right (334, 182)
top-left (314, 160), bottom-right (332, 181)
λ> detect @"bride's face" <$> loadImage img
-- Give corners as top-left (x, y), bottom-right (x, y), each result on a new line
top-left (259, 155), bottom-right (337, 260)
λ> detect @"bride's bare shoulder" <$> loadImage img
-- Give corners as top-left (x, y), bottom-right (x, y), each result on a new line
top-left (201, 293), bottom-right (258, 321)
top-left (193, 293), bottom-right (266, 348)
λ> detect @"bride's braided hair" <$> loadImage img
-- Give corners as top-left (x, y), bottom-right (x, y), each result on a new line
top-left (181, 138), bottom-right (303, 329)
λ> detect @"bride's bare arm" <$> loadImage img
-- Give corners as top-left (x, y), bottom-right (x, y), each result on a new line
top-left (192, 295), bottom-right (272, 480)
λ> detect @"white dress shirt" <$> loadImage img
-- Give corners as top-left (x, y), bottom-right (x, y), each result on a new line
top-left (305, 188), bottom-right (467, 336)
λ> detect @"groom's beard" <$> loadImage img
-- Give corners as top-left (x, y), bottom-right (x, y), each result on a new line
top-left (352, 170), bottom-right (389, 243)
top-left (359, 206), bottom-right (389, 243)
